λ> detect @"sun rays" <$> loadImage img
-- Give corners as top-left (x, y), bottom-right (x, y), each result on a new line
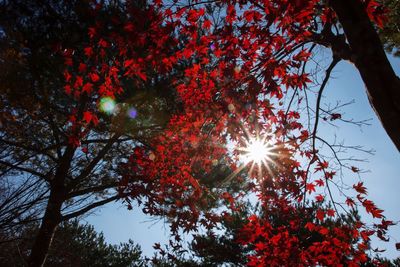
top-left (236, 133), bottom-right (277, 179)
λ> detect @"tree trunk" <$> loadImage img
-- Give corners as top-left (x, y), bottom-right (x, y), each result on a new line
top-left (27, 190), bottom-right (63, 267)
top-left (329, 0), bottom-right (400, 151)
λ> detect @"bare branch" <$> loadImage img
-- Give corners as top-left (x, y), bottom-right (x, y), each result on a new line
top-left (311, 57), bottom-right (340, 152)
top-left (61, 194), bottom-right (125, 221)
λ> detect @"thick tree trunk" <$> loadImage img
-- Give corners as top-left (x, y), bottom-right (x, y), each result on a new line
top-left (27, 190), bottom-right (63, 267)
top-left (329, 0), bottom-right (400, 151)
top-left (27, 138), bottom-right (76, 266)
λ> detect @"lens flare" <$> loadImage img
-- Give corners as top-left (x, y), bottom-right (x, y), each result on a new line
top-left (99, 97), bottom-right (116, 114)
top-left (236, 135), bottom-right (277, 179)
top-left (127, 107), bottom-right (137, 119)
top-left (241, 137), bottom-right (272, 165)
top-left (245, 138), bottom-right (270, 164)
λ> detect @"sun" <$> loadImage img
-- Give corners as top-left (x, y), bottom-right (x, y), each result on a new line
top-left (235, 135), bottom-right (277, 178)
top-left (219, 132), bottom-right (278, 184)
top-left (245, 138), bottom-right (271, 164)
top-left (241, 137), bottom-right (272, 165)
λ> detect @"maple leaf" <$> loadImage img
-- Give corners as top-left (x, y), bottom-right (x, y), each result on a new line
top-left (360, 230), bottom-right (374, 241)
top-left (316, 209), bottom-right (325, 221)
top-left (82, 83), bottom-right (93, 94)
top-left (84, 47), bottom-right (93, 57)
top-left (98, 39), bottom-right (108, 48)
top-left (124, 59), bottom-right (134, 68)
top-left (64, 85), bottom-right (72, 95)
top-left (270, 234), bottom-right (281, 246)
top-left (124, 22), bottom-right (135, 32)
top-left (315, 179), bottom-right (324, 187)
top-left (90, 73), bottom-right (100, 82)
top-left (50, 3), bottom-right (394, 265)
top-left (362, 199), bottom-right (383, 218)
top-left (137, 71), bottom-right (147, 81)
top-left (305, 222), bottom-right (315, 231)
top-left (319, 227), bottom-right (329, 235)
top-left (345, 197), bottom-right (355, 207)
top-left (299, 130), bottom-right (309, 142)
top-left (306, 183), bottom-right (315, 193)
top-left (64, 71), bottom-right (72, 82)
top-left (330, 113), bottom-right (342, 121)
top-left (203, 19), bottom-right (212, 30)
top-left (78, 63), bottom-right (87, 73)
top-left (315, 194), bottom-right (324, 202)
top-left (182, 48), bottom-right (193, 59)
top-left (315, 160), bottom-right (329, 172)
top-left (353, 182), bottom-right (367, 195)
top-left (326, 209), bottom-right (335, 217)
top-left (83, 111), bottom-right (93, 124)
top-left (88, 27), bottom-right (96, 38)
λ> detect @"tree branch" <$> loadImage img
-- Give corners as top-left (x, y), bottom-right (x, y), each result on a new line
top-left (311, 57), bottom-right (340, 152)
top-left (61, 194), bottom-right (124, 221)
top-left (67, 182), bottom-right (119, 198)
top-left (68, 134), bottom-right (120, 189)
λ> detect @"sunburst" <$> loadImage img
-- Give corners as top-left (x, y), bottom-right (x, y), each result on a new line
top-left (237, 135), bottom-right (276, 178)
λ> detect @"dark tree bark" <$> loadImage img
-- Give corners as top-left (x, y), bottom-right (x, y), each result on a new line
top-left (27, 190), bottom-right (63, 267)
top-left (329, 0), bottom-right (400, 151)
top-left (28, 145), bottom-right (75, 267)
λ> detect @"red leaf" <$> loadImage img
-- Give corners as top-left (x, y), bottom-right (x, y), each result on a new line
top-left (345, 197), bottom-right (355, 207)
top-left (124, 22), bottom-right (135, 32)
top-left (83, 111), bottom-right (93, 124)
top-left (137, 71), bottom-right (147, 81)
top-left (326, 209), bottom-right (335, 217)
top-left (315, 194), bottom-right (324, 202)
top-left (316, 209), bottom-right (325, 221)
top-left (306, 183), bottom-right (315, 193)
top-left (305, 222), bottom-right (315, 231)
top-left (82, 83), bottom-right (93, 94)
top-left (315, 179), bottom-right (324, 187)
top-left (315, 160), bottom-right (329, 172)
top-left (330, 113), bottom-right (342, 121)
top-left (353, 182), bottom-right (367, 195)
top-left (78, 63), bottom-right (87, 73)
top-left (90, 73), bottom-right (100, 82)
top-left (203, 19), bottom-right (212, 30)
top-left (319, 227), bottom-right (329, 235)
top-left (124, 59), bottom-right (134, 68)
top-left (84, 47), bottom-right (93, 57)
top-left (88, 27), bottom-right (96, 38)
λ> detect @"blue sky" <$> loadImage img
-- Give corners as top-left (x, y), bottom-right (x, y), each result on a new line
top-left (87, 54), bottom-right (400, 260)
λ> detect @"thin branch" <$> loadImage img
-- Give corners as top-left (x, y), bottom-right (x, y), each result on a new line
top-left (311, 57), bottom-right (340, 152)
top-left (67, 182), bottom-right (119, 198)
top-left (61, 194), bottom-right (125, 221)
top-left (68, 134), bottom-right (120, 189)
top-left (0, 160), bottom-right (49, 180)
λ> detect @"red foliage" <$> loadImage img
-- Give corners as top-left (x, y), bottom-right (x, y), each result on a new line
top-left (62, 0), bottom-right (392, 265)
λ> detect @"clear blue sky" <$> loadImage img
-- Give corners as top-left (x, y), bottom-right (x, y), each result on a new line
top-left (87, 55), bottom-right (400, 260)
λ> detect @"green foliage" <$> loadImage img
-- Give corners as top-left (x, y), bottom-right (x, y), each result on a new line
top-left (0, 220), bottom-right (144, 267)
top-left (380, 0), bottom-right (400, 56)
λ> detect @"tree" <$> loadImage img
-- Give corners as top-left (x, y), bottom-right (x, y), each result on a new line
top-left (0, 220), bottom-right (144, 267)
top-left (117, 0), bottom-right (396, 265)
top-left (0, 1), bottom-right (178, 266)
top-left (152, 201), bottom-right (396, 266)
top-left (1, 0), bottom-right (398, 266)
top-left (328, 0), bottom-right (400, 151)
top-left (379, 0), bottom-right (400, 56)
